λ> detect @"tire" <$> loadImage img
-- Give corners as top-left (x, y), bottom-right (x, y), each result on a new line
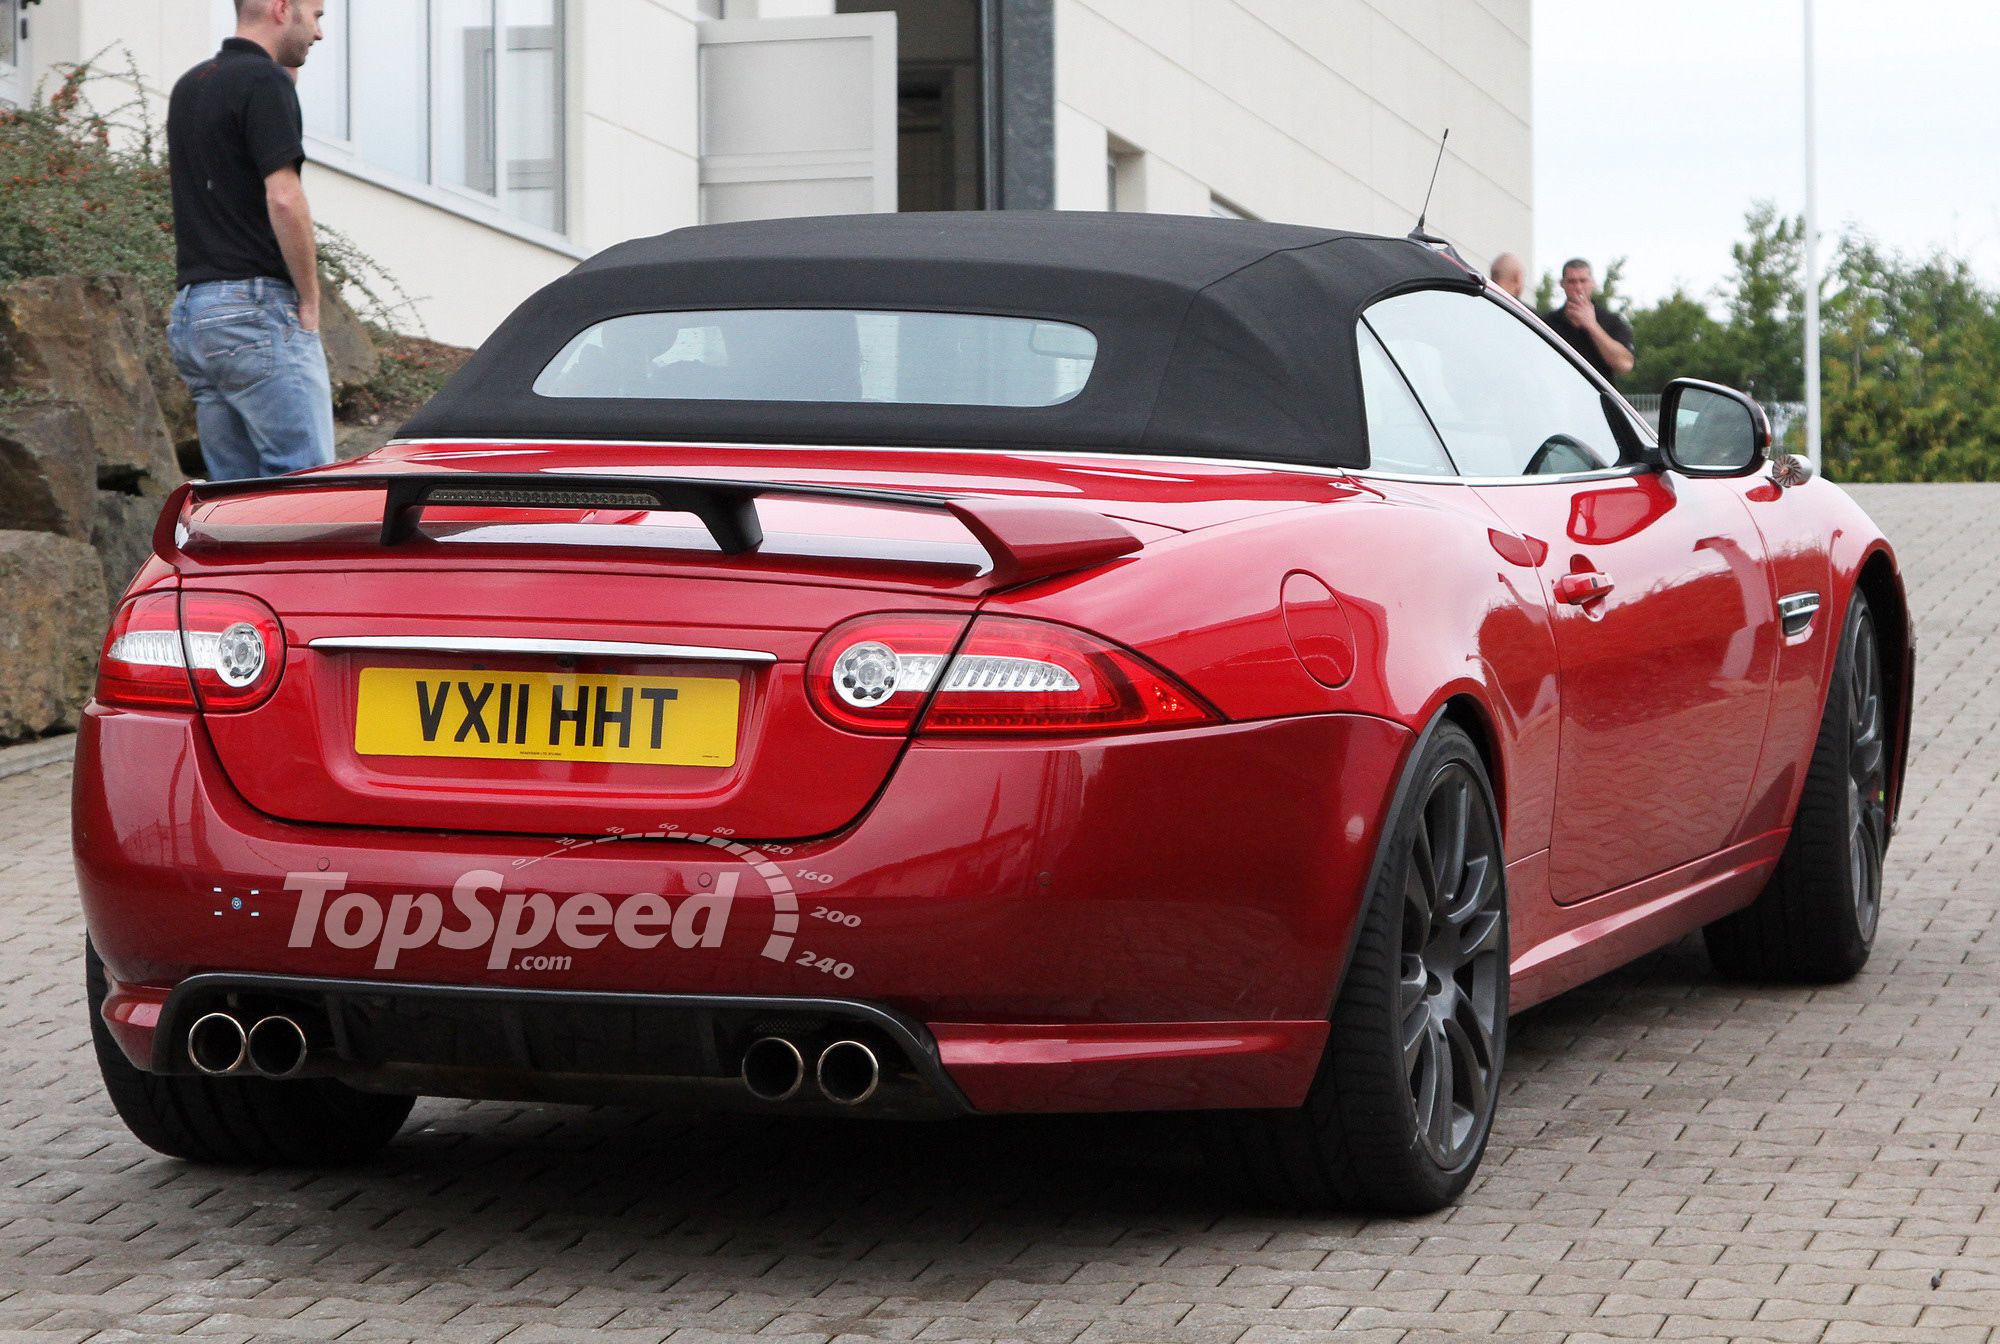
top-left (85, 940), bottom-right (414, 1165)
top-left (1703, 589), bottom-right (1889, 983)
top-left (1212, 721), bottom-right (1509, 1213)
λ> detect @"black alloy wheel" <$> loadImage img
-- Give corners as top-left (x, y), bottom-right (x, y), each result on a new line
top-left (1211, 720), bottom-right (1509, 1213)
top-left (1845, 603), bottom-right (1889, 946)
top-left (1399, 761), bottom-right (1508, 1169)
top-left (1704, 589), bottom-right (1889, 983)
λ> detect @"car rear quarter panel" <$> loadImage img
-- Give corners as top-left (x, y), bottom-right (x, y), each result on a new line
top-left (990, 476), bottom-right (1563, 862)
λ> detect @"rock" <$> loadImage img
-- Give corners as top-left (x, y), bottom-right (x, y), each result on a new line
top-left (320, 282), bottom-right (380, 393)
top-left (335, 420), bottom-right (390, 462)
top-left (0, 400), bottom-right (95, 540)
top-left (92, 491), bottom-right (161, 611)
top-left (0, 275), bottom-right (184, 497)
top-left (0, 530), bottom-right (106, 742)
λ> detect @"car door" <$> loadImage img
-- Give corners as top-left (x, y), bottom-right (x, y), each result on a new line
top-left (1363, 289), bottom-right (1780, 905)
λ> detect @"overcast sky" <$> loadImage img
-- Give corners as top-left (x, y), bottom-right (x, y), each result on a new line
top-left (1532, 0), bottom-right (2000, 307)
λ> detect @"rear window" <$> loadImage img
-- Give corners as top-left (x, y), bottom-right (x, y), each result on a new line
top-left (532, 309), bottom-right (1098, 408)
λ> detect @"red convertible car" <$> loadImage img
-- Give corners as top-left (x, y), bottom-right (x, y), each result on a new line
top-left (76, 213), bottom-right (1909, 1212)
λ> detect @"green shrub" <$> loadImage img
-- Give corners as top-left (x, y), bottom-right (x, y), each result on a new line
top-left (1597, 205), bottom-right (2000, 482)
top-left (0, 55), bottom-right (416, 328)
top-left (0, 60), bottom-right (176, 308)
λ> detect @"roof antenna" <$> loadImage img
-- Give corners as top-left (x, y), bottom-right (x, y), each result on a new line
top-left (1414, 127), bottom-right (1449, 237)
top-left (1407, 127), bottom-right (1469, 269)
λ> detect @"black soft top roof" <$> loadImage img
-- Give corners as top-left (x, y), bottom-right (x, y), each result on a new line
top-left (398, 211), bottom-right (1480, 467)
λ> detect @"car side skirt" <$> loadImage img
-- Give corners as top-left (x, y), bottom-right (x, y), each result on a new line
top-left (1508, 829), bottom-right (1788, 1011)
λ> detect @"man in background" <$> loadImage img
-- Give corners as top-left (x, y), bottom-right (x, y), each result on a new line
top-left (1543, 257), bottom-right (1635, 384)
top-left (165, 0), bottom-right (332, 480)
top-left (1488, 252), bottom-right (1526, 301)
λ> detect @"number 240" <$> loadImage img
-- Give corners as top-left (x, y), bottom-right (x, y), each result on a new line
top-left (795, 950), bottom-right (855, 979)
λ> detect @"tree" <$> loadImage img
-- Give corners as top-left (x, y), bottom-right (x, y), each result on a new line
top-left (1599, 256), bottom-right (1628, 309)
top-left (1719, 203), bottom-right (1806, 403)
top-left (1627, 289), bottom-right (1733, 395)
top-left (1819, 237), bottom-right (2000, 481)
top-left (1610, 201), bottom-right (2000, 481)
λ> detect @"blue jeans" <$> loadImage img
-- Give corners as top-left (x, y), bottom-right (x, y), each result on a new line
top-left (168, 278), bottom-right (336, 481)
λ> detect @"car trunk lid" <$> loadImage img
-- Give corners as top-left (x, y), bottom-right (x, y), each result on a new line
top-left (158, 442), bottom-right (1336, 839)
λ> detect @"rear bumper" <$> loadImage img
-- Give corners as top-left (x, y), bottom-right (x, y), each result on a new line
top-left (76, 705), bottom-right (1410, 1112)
top-left (131, 972), bottom-right (977, 1118)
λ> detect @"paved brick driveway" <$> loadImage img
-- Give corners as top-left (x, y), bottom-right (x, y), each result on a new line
top-left (2, 483), bottom-right (1996, 1344)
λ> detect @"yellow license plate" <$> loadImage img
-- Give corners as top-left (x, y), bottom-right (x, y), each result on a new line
top-left (354, 668), bottom-right (739, 766)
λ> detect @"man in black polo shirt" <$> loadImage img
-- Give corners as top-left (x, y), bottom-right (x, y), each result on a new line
top-left (165, 0), bottom-right (331, 480)
top-left (1543, 257), bottom-right (1635, 386)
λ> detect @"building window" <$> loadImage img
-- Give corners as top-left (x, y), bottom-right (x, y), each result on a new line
top-left (1107, 140), bottom-right (1141, 212)
top-left (0, 0), bottom-right (30, 108)
top-left (287, 0), bottom-right (567, 234)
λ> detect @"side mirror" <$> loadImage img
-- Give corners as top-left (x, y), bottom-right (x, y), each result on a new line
top-left (1658, 378), bottom-right (1771, 477)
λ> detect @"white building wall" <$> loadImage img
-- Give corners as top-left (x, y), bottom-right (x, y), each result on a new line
top-left (1052, 102), bottom-right (1108, 212)
top-left (23, 0), bottom-right (1531, 348)
top-left (573, 0), bottom-right (705, 261)
top-left (302, 172), bottom-right (580, 347)
top-left (1053, 0), bottom-right (1532, 273)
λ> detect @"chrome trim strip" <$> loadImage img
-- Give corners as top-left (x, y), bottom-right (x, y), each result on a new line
top-left (308, 636), bottom-right (778, 663)
top-left (1778, 592), bottom-right (1822, 637)
top-left (386, 435), bottom-right (1368, 478)
top-left (1413, 465), bottom-right (1647, 488)
top-left (384, 437), bottom-right (1650, 489)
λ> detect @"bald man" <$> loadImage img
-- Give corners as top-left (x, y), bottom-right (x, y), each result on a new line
top-left (166, 0), bottom-right (333, 480)
top-left (1489, 252), bottom-right (1526, 301)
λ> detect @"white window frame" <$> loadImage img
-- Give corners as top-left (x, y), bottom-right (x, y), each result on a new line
top-left (0, 0), bottom-right (31, 108)
top-left (305, 133), bottom-right (589, 259)
top-left (218, 0), bottom-right (582, 254)
top-left (429, 5), bottom-right (566, 233)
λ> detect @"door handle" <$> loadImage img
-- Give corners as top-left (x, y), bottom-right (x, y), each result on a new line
top-left (1554, 570), bottom-right (1614, 605)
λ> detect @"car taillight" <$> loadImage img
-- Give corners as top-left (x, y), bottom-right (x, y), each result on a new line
top-left (97, 591), bottom-right (285, 713)
top-left (807, 613), bottom-right (1218, 737)
top-left (807, 614), bottom-right (971, 733)
top-left (98, 593), bottom-right (194, 709)
top-left (922, 616), bottom-right (1218, 735)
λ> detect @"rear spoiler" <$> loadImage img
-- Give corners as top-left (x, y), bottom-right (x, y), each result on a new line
top-left (153, 471), bottom-right (1143, 587)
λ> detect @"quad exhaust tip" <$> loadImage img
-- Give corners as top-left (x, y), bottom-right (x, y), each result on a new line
top-left (246, 1015), bottom-right (309, 1079)
top-left (187, 1012), bottom-right (248, 1076)
top-left (740, 1036), bottom-right (806, 1102)
top-left (816, 1039), bottom-right (881, 1106)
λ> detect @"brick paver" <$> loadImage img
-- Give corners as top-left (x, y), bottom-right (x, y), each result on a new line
top-left (2, 483), bottom-right (1996, 1343)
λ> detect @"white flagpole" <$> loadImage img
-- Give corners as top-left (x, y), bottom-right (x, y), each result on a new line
top-left (1804, 0), bottom-right (1822, 468)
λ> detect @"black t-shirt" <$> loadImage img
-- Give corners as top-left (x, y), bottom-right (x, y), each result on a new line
top-left (167, 38), bottom-right (307, 289)
top-left (1542, 301), bottom-right (1635, 384)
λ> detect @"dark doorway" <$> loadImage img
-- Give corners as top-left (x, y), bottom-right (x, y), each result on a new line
top-left (837, 0), bottom-right (985, 211)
